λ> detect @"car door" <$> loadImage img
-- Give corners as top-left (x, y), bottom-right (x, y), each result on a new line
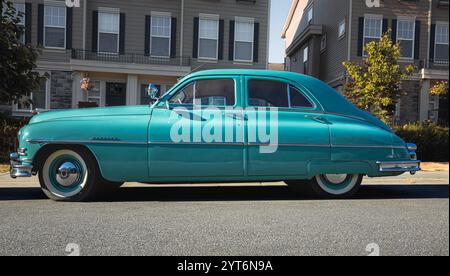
top-left (148, 76), bottom-right (245, 178)
top-left (244, 77), bottom-right (331, 177)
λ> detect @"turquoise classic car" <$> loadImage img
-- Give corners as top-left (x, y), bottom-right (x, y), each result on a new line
top-left (10, 69), bottom-right (420, 201)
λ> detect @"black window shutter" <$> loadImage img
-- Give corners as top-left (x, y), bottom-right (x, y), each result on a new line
top-left (193, 17), bottom-right (199, 58)
top-left (414, 21), bottom-right (421, 60)
top-left (253, 22), bottom-right (259, 63)
top-left (430, 24), bottom-right (436, 62)
top-left (392, 19), bottom-right (397, 42)
top-left (66, 7), bottom-right (73, 49)
top-left (382, 19), bottom-right (388, 35)
top-left (92, 11), bottom-right (98, 52)
top-left (119, 13), bottom-right (126, 54)
top-left (357, 17), bottom-right (364, 57)
top-left (229, 20), bottom-right (235, 61)
top-left (171, 17), bottom-right (177, 58)
top-left (145, 15), bottom-right (151, 56)
top-left (218, 20), bottom-right (224, 60)
top-left (37, 4), bottom-right (44, 46)
top-left (25, 3), bottom-right (32, 44)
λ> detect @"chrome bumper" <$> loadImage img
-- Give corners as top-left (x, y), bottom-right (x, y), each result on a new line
top-left (10, 153), bottom-right (33, 178)
top-left (377, 160), bottom-right (421, 174)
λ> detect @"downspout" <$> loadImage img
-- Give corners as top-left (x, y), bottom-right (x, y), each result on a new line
top-left (345, 0), bottom-right (353, 83)
top-left (266, 0), bottom-right (271, 69)
top-left (180, 0), bottom-right (185, 66)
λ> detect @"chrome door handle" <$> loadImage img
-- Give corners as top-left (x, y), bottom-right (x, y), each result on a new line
top-left (305, 115), bottom-right (329, 124)
top-left (226, 113), bottom-right (247, 120)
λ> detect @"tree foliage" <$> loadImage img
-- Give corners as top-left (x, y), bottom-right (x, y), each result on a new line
top-left (430, 81), bottom-right (449, 97)
top-left (0, 0), bottom-right (46, 104)
top-left (342, 31), bottom-right (414, 124)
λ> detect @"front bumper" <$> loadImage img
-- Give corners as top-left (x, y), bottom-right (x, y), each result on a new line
top-left (10, 153), bottom-right (33, 178)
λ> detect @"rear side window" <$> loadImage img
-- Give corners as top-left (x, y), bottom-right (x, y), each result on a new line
top-left (248, 79), bottom-right (313, 108)
top-left (169, 79), bottom-right (235, 106)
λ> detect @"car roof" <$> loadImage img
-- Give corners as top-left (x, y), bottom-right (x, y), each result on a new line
top-left (188, 69), bottom-right (306, 81)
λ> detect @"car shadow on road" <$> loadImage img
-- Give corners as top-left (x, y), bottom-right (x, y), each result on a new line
top-left (0, 184), bottom-right (448, 202)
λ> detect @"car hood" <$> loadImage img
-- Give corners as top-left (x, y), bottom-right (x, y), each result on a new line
top-left (29, 105), bottom-right (151, 124)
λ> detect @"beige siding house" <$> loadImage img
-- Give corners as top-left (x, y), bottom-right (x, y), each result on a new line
top-left (282, 0), bottom-right (449, 125)
top-left (4, 0), bottom-right (269, 116)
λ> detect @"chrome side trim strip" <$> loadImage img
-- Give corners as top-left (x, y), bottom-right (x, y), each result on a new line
top-left (27, 139), bottom-right (147, 145)
top-left (149, 141), bottom-right (245, 146)
top-left (247, 143), bottom-right (330, 147)
top-left (332, 144), bottom-right (406, 149)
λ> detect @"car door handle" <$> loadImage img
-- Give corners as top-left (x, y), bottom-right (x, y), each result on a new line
top-left (226, 113), bottom-right (247, 121)
top-left (305, 115), bottom-right (329, 124)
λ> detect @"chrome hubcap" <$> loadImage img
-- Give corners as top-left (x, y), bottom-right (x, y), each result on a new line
top-left (324, 174), bottom-right (348, 184)
top-left (56, 162), bottom-right (80, 187)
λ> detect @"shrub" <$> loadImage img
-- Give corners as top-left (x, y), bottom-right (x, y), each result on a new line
top-left (0, 115), bottom-right (28, 163)
top-left (393, 122), bottom-right (449, 162)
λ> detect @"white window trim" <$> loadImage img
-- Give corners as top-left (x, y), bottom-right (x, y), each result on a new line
top-left (13, 2), bottom-right (26, 43)
top-left (306, 4), bottom-right (313, 24)
top-left (362, 14), bottom-right (383, 57)
top-left (13, 78), bottom-right (50, 113)
top-left (396, 17), bottom-right (416, 60)
top-left (434, 21), bottom-right (449, 62)
top-left (234, 17), bottom-right (254, 63)
top-left (97, 10), bottom-right (120, 55)
top-left (150, 12), bottom-right (172, 58)
top-left (43, 5), bottom-right (66, 50)
top-left (198, 14), bottom-right (219, 61)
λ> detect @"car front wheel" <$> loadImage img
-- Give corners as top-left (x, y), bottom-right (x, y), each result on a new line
top-left (39, 147), bottom-right (103, 202)
top-left (286, 174), bottom-right (363, 199)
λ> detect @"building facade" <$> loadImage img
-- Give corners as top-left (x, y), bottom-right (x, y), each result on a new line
top-left (2, 0), bottom-right (269, 116)
top-left (282, 0), bottom-right (449, 125)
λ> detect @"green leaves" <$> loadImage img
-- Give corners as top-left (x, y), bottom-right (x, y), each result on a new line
top-left (343, 30), bottom-right (414, 125)
top-left (0, 0), bottom-right (47, 104)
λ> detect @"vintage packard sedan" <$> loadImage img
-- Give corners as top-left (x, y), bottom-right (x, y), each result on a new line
top-left (11, 70), bottom-right (420, 201)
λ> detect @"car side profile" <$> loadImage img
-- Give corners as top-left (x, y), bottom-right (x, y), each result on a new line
top-left (10, 69), bottom-right (420, 201)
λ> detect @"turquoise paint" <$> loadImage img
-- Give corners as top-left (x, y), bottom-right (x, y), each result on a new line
top-left (17, 70), bottom-right (414, 183)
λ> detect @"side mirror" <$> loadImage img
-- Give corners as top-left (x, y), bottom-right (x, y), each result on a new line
top-left (146, 84), bottom-right (160, 100)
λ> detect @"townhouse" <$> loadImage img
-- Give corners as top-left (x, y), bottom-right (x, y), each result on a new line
top-left (2, 0), bottom-right (269, 116)
top-left (282, 0), bottom-right (449, 125)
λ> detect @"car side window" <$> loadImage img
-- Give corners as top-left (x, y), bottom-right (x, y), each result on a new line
top-left (289, 85), bottom-right (313, 108)
top-left (169, 79), bottom-right (235, 106)
top-left (248, 79), bottom-right (289, 107)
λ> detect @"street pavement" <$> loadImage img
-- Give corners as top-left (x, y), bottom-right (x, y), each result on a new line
top-left (0, 172), bottom-right (448, 256)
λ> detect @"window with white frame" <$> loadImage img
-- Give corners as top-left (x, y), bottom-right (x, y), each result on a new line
top-left (98, 11), bottom-right (120, 54)
top-left (435, 22), bottom-right (449, 62)
top-left (14, 3), bottom-right (26, 43)
top-left (151, 15), bottom-right (171, 57)
top-left (338, 19), bottom-right (346, 39)
top-left (307, 5), bottom-right (313, 24)
top-left (234, 19), bottom-right (254, 62)
top-left (44, 5), bottom-right (66, 48)
top-left (199, 16), bottom-right (219, 60)
top-left (363, 16), bottom-right (383, 56)
top-left (397, 18), bottom-right (415, 59)
top-left (16, 81), bottom-right (47, 112)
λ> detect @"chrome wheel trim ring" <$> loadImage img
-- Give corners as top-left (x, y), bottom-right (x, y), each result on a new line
top-left (42, 150), bottom-right (88, 198)
top-left (315, 174), bottom-right (359, 195)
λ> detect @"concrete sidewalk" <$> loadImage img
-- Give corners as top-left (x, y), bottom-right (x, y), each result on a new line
top-left (0, 171), bottom-right (448, 188)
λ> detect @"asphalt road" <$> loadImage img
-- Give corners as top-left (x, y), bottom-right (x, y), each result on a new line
top-left (0, 172), bottom-right (448, 256)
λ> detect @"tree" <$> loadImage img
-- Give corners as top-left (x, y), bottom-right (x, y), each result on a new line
top-left (430, 81), bottom-right (448, 97)
top-left (342, 31), bottom-right (414, 124)
top-left (0, 0), bottom-right (47, 104)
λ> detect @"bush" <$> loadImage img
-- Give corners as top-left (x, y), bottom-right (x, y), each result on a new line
top-left (0, 115), bottom-right (28, 163)
top-left (393, 122), bottom-right (449, 162)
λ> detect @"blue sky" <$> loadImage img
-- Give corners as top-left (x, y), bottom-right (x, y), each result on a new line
top-left (269, 0), bottom-right (292, 64)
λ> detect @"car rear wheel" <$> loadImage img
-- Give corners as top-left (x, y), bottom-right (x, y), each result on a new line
top-left (286, 174), bottom-right (363, 199)
top-left (39, 147), bottom-right (104, 202)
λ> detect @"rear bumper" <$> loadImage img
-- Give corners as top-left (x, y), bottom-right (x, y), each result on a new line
top-left (10, 153), bottom-right (33, 178)
top-left (376, 160), bottom-right (421, 174)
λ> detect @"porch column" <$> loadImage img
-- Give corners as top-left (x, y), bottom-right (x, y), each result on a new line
top-left (419, 79), bottom-right (430, 121)
top-left (71, 72), bottom-right (84, 109)
top-left (126, 74), bottom-right (138, 105)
